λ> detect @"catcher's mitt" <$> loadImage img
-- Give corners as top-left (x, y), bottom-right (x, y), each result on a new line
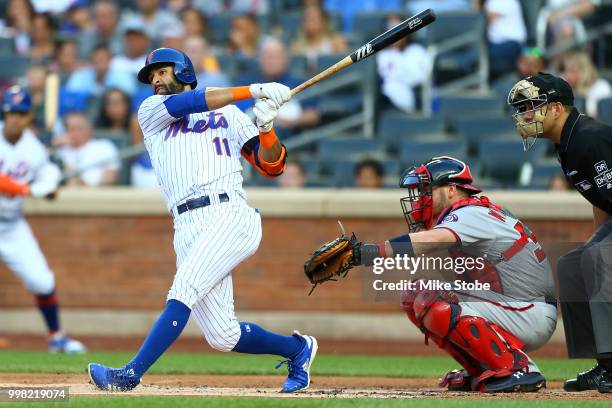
top-left (304, 222), bottom-right (361, 295)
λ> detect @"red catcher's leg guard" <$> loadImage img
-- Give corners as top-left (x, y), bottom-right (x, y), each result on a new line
top-left (402, 290), bottom-right (481, 378)
top-left (413, 291), bottom-right (529, 390)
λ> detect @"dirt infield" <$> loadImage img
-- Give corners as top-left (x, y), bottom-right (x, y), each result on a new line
top-left (0, 373), bottom-right (608, 400)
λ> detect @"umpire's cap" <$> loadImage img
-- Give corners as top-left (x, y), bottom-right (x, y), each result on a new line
top-left (2, 86), bottom-right (32, 113)
top-left (137, 47), bottom-right (197, 89)
top-left (510, 72), bottom-right (574, 106)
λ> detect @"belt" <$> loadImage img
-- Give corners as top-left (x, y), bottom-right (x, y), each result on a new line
top-left (177, 193), bottom-right (229, 215)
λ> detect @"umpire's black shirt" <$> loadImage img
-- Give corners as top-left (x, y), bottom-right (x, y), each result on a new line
top-left (556, 107), bottom-right (612, 216)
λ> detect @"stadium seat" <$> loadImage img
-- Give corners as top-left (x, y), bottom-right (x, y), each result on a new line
top-left (453, 117), bottom-right (517, 155)
top-left (208, 13), bottom-right (236, 45)
top-left (289, 55), bottom-right (308, 77)
top-left (436, 95), bottom-right (505, 124)
top-left (0, 38), bottom-right (13, 55)
top-left (478, 139), bottom-right (547, 183)
top-left (598, 98), bottom-right (612, 125)
top-left (352, 12), bottom-right (390, 44)
top-left (94, 130), bottom-right (130, 149)
top-left (279, 11), bottom-right (302, 44)
top-left (426, 12), bottom-right (483, 45)
top-left (317, 138), bottom-right (385, 161)
top-left (399, 140), bottom-right (467, 169)
top-left (117, 0), bottom-right (137, 10)
top-left (318, 93), bottom-right (363, 118)
top-left (234, 55), bottom-right (259, 77)
top-left (377, 112), bottom-right (446, 152)
top-left (529, 160), bottom-right (564, 189)
top-left (0, 56), bottom-right (30, 82)
top-left (215, 53), bottom-right (239, 78)
top-left (426, 12), bottom-right (485, 84)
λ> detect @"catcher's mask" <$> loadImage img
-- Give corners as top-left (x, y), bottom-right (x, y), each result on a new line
top-left (399, 156), bottom-right (481, 232)
top-left (508, 73), bottom-right (574, 151)
top-left (507, 79), bottom-right (548, 151)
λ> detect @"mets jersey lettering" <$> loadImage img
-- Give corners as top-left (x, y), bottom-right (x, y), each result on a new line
top-left (137, 94), bottom-right (258, 211)
top-left (164, 112), bottom-right (229, 141)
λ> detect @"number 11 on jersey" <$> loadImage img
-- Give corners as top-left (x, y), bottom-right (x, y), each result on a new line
top-left (213, 137), bottom-right (231, 156)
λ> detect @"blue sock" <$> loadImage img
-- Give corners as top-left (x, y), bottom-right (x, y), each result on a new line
top-left (232, 322), bottom-right (304, 358)
top-left (126, 299), bottom-right (191, 377)
top-left (36, 292), bottom-right (59, 334)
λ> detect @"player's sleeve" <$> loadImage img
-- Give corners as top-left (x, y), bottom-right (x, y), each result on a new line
top-left (29, 147), bottom-right (60, 198)
top-left (231, 106), bottom-right (287, 178)
top-left (137, 89), bottom-right (208, 136)
top-left (434, 206), bottom-right (496, 245)
top-left (586, 136), bottom-right (612, 200)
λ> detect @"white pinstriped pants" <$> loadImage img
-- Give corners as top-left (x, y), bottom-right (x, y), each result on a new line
top-left (0, 218), bottom-right (55, 295)
top-left (167, 199), bottom-right (262, 352)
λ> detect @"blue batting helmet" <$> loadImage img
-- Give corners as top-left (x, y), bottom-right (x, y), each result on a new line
top-left (2, 86), bottom-right (32, 113)
top-left (137, 48), bottom-right (197, 89)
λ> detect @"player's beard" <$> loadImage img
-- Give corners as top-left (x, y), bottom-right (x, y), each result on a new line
top-left (156, 80), bottom-right (184, 95)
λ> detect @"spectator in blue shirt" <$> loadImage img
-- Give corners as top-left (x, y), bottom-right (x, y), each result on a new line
top-left (65, 43), bottom-right (136, 97)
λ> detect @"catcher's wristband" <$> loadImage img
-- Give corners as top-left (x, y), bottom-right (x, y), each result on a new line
top-left (389, 234), bottom-right (415, 256)
top-left (230, 86), bottom-right (252, 101)
top-left (361, 244), bottom-right (381, 266)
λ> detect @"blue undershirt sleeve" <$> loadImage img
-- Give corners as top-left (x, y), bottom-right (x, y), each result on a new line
top-left (162, 88), bottom-right (208, 118)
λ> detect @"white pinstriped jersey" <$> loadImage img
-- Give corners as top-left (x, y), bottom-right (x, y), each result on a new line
top-left (138, 95), bottom-right (258, 211)
top-left (0, 124), bottom-right (60, 221)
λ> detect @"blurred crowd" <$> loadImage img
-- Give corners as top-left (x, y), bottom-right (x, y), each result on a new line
top-left (0, 0), bottom-right (611, 189)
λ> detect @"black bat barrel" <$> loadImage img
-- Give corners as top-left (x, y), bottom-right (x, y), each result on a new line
top-left (349, 8), bottom-right (437, 63)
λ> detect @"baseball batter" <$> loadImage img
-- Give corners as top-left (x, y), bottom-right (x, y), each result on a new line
top-left (308, 157), bottom-right (557, 393)
top-left (88, 48), bottom-right (317, 393)
top-left (0, 86), bottom-right (85, 354)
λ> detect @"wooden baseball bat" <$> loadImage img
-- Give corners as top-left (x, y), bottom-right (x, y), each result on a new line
top-left (44, 72), bottom-right (60, 132)
top-left (290, 8), bottom-right (437, 96)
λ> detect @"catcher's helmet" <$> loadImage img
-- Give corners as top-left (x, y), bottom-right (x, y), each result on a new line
top-left (2, 86), bottom-right (32, 113)
top-left (399, 156), bottom-right (480, 232)
top-left (137, 47), bottom-right (197, 89)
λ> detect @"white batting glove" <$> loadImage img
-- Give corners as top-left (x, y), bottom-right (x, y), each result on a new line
top-left (253, 98), bottom-right (279, 133)
top-left (249, 83), bottom-right (291, 107)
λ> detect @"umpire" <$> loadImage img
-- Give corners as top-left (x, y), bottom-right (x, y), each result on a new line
top-left (508, 72), bottom-right (612, 393)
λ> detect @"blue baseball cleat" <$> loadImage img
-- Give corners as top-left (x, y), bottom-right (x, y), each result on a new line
top-left (87, 363), bottom-right (140, 392)
top-left (483, 371), bottom-right (546, 393)
top-left (277, 331), bottom-right (318, 393)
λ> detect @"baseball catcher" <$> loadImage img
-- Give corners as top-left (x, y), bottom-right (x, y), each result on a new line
top-left (305, 156), bottom-right (557, 392)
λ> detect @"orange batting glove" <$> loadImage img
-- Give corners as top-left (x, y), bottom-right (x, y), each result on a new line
top-left (0, 173), bottom-right (30, 197)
